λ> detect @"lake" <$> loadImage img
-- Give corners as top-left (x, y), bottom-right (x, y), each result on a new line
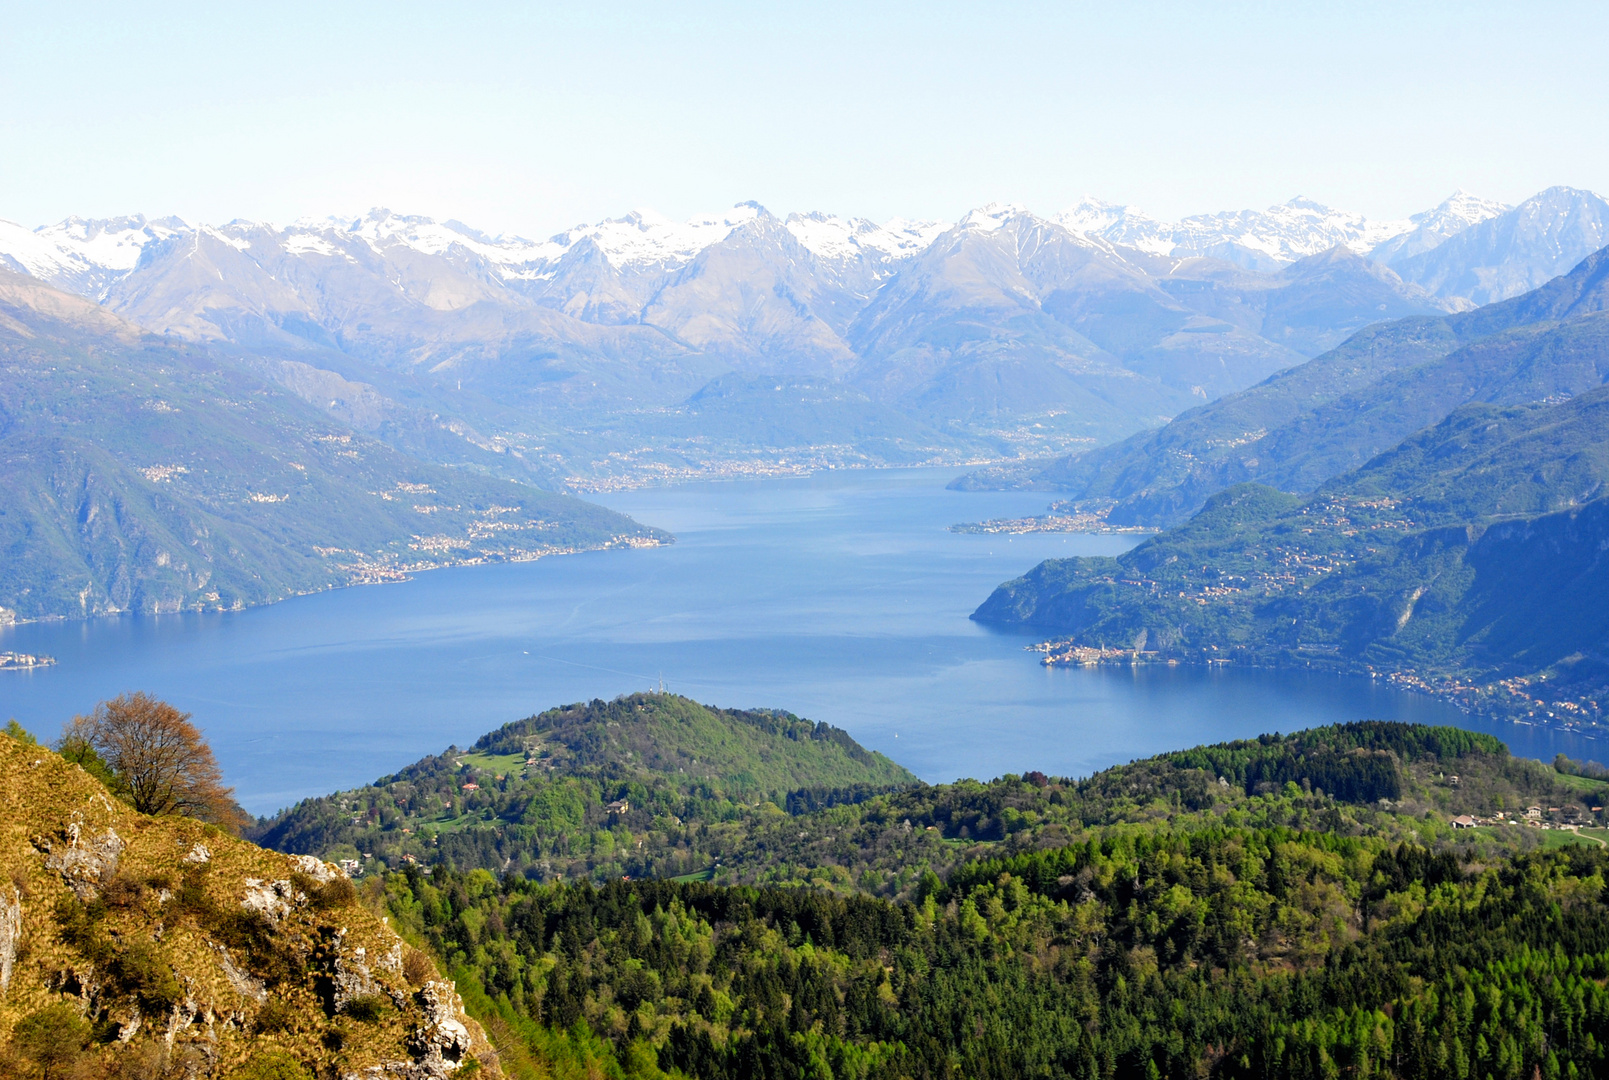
top-left (0, 467), bottom-right (1596, 815)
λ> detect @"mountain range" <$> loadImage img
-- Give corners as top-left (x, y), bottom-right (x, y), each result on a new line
top-left (966, 241), bottom-right (1609, 525)
top-left (4, 187), bottom-right (1605, 489)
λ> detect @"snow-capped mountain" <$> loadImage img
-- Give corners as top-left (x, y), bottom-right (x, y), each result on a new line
top-left (1056, 192), bottom-right (1511, 273)
top-left (1391, 187), bottom-right (1609, 305)
top-left (0, 214), bottom-right (185, 297)
top-left (1367, 191), bottom-right (1511, 265)
top-left (0, 189), bottom-right (1577, 319)
top-left (0, 188), bottom-right (1599, 478)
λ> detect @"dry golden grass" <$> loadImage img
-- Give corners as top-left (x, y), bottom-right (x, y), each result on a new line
top-left (0, 731), bottom-right (499, 1079)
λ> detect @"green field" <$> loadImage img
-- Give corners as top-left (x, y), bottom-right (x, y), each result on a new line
top-left (1551, 770), bottom-right (1609, 797)
top-left (454, 750), bottom-right (528, 774)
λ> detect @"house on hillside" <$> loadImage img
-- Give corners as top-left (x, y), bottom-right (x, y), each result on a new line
top-left (1450, 815), bottom-right (1478, 829)
top-left (1526, 805), bottom-right (1543, 820)
top-left (606, 798), bottom-right (630, 815)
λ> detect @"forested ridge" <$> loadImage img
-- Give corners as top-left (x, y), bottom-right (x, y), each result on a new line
top-left (389, 809), bottom-right (1609, 1079)
top-left (245, 699), bottom-right (1609, 1078)
top-left (257, 701), bottom-right (1607, 897)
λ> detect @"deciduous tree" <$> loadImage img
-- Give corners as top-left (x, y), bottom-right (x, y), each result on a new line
top-left (59, 693), bottom-right (246, 832)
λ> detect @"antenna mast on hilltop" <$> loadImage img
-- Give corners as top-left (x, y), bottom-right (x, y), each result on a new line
top-left (658, 672), bottom-right (665, 694)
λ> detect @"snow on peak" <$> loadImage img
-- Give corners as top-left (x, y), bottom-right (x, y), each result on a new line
top-left (343, 208), bottom-right (547, 262)
top-left (0, 215), bottom-right (187, 296)
top-left (1411, 191), bottom-right (1510, 230)
top-left (783, 212), bottom-right (946, 262)
top-left (1055, 199), bottom-right (1174, 255)
top-left (198, 224), bottom-right (255, 252)
top-left (1060, 196), bottom-right (1428, 263)
top-left (1055, 197), bottom-right (1127, 234)
top-left (281, 233), bottom-right (344, 258)
top-left (959, 203), bottom-right (1031, 231)
top-left (543, 204), bottom-right (767, 270)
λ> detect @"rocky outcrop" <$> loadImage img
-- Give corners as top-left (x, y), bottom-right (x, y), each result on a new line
top-left (408, 981), bottom-right (476, 1074)
top-left (240, 877), bottom-right (303, 922)
top-left (0, 884), bottom-right (20, 994)
top-left (329, 928), bottom-right (382, 1011)
top-left (34, 813), bottom-right (125, 899)
top-left (0, 732), bottom-right (501, 1077)
top-left (337, 980), bottom-right (480, 1079)
top-left (212, 944), bottom-right (267, 1003)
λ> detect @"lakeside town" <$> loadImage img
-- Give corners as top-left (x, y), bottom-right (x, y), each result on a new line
top-left (950, 512), bottom-right (1158, 535)
top-left (1032, 639), bottom-right (1609, 737)
top-left (0, 651), bottom-right (56, 671)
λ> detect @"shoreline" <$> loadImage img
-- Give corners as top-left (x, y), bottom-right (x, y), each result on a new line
top-left (1031, 641), bottom-right (1607, 740)
top-left (951, 514), bottom-right (1156, 536)
top-left (562, 453), bottom-right (1056, 496)
top-left (0, 533), bottom-right (669, 630)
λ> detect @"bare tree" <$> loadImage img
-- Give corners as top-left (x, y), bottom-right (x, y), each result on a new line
top-left (60, 693), bottom-right (245, 832)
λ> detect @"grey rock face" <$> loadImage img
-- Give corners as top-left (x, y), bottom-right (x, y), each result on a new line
top-left (405, 980), bottom-right (476, 1075)
top-left (0, 884), bottom-right (20, 994)
top-left (35, 814), bottom-right (126, 899)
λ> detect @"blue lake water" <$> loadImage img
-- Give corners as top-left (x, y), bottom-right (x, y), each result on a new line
top-left (0, 467), bottom-right (1598, 815)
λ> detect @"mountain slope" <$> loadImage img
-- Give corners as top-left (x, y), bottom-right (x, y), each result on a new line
top-left (640, 207), bottom-right (858, 374)
top-left (967, 245), bottom-right (1609, 525)
top-left (0, 728), bottom-right (498, 1078)
top-left (1393, 186), bottom-right (1609, 304)
top-left (0, 270), bottom-right (662, 621)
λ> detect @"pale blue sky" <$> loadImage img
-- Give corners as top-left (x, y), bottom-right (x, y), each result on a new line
top-left (4, 1), bottom-right (1606, 234)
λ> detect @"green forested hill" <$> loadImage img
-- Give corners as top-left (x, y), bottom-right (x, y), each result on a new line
top-left (0, 270), bottom-right (662, 620)
top-left (256, 689), bottom-right (1602, 898)
top-left (362, 719), bottom-right (1609, 1080)
top-left (974, 384), bottom-right (1609, 725)
top-left (250, 694), bottom-right (917, 881)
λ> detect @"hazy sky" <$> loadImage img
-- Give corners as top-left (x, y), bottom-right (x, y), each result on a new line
top-left (4, 1), bottom-right (1606, 235)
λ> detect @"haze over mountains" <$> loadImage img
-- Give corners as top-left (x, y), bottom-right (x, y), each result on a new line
top-left (3, 186), bottom-right (1604, 491)
top-left (968, 241), bottom-right (1609, 527)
